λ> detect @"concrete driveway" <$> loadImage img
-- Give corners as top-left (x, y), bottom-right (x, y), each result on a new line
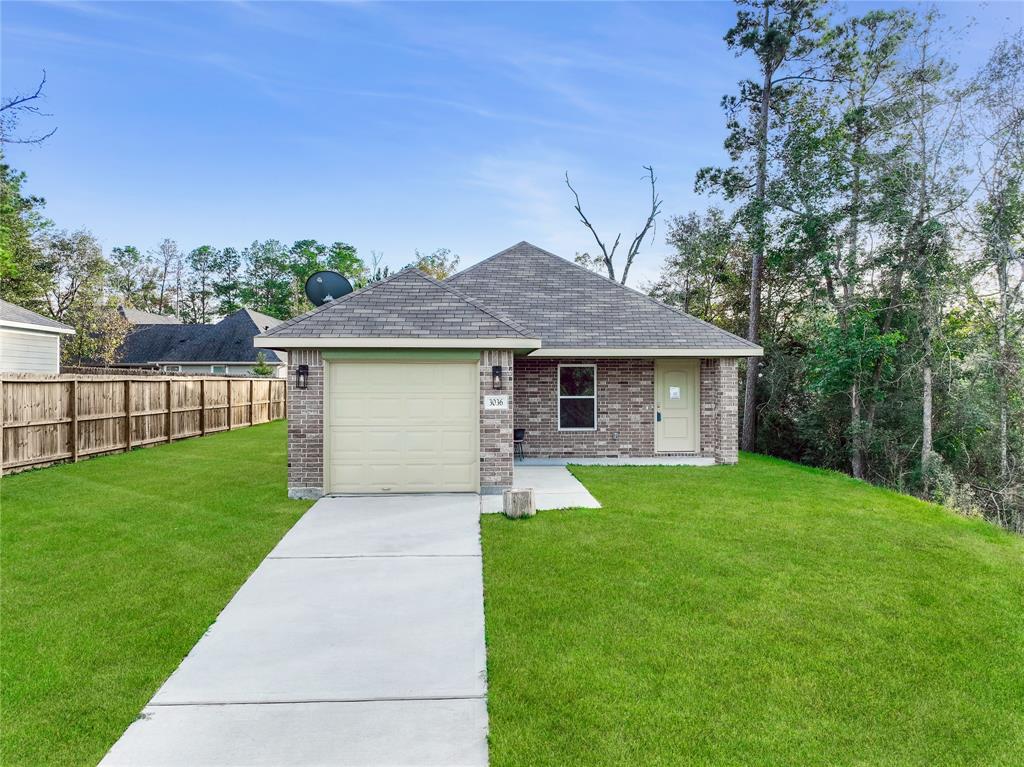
top-left (101, 494), bottom-right (488, 767)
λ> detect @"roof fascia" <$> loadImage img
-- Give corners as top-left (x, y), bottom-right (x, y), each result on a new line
top-left (254, 336), bottom-right (542, 350)
top-left (0, 319), bottom-right (76, 335)
top-left (526, 347), bottom-right (763, 358)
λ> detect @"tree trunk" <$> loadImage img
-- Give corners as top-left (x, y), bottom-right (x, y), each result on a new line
top-left (847, 139), bottom-right (865, 478)
top-left (741, 30), bottom-right (774, 454)
top-left (915, 50), bottom-right (935, 494)
top-left (921, 347), bottom-right (933, 490)
top-left (997, 246), bottom-right (1010, 481)
top-left (851, 379), bottom-right (865, 480)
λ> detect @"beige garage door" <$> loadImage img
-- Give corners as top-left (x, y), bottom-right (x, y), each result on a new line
top-left (326, 360), bottom-right (479, 493)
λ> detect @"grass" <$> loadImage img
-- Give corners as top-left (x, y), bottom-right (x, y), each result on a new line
top-left (0, 420), bottom-right (309, 767)
top-left (481, 454), bottom-right (1024, 767)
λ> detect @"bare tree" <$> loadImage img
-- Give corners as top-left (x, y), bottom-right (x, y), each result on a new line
top-left (1, 71), bottom-right (57, 145)
top-left (565, 166), bottom-right (661, 285)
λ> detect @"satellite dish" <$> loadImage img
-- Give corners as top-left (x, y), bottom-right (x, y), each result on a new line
top-left (304, 271), bottom-right (353, 306)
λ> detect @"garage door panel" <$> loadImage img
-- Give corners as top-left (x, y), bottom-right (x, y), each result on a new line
top-left (439, 429), bottom-right (475, 453)
top-left (406, 396), bottom-right (442, 420)
top-left (327, 361), bottom-right (479, 494)
top-left (329, 427), bottom-right (367, 457)
top-left (437, 365), bottom-right (473, 389)
top-left (440, 397), bottom-right (475, 419)
top-left (403, 430), bottom-right (437, 453)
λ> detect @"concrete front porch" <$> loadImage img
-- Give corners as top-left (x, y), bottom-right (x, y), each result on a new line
top-left (517, 456), bottom-right (715, 467)
top-left (481, 465), bottom-right (601, 513)
top-left (482, 456), bottom-right (719, 514)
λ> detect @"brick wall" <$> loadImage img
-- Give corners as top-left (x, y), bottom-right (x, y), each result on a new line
top-left (715, 357), bottom-right (739, 464)
top-left (283, 351), bottom-right (741, 499)
top-left (480, 349), bottom-right (514, 492)
top-left (700, 358), bottom-right (719, 458)
top-left (698, 357), bottom-right (739, 464)
top-left (514, 356), bottom-right (740, 464)
top-left (286, 349), bottom-right (324, 499)
top-left (513, 357), bottom-right (656, 458)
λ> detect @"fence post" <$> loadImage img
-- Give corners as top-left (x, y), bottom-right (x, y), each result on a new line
top-left (227, 378), bottom-right (233, 430)
top-left (200, 378), bottom-right (206, 436)
top-left (167, 379), bottom-right (173, 443)
top-left (249, 378), bottom-right (254, 425)
top-left (124, 379), bottom-right (132, 452)
top-left (1, 379), bottom-right (4, 477)
top-left (70, 379), bottom-right (79, 462)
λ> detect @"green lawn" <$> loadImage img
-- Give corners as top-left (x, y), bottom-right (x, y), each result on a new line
top-left (481, 455), bottom-right (1024, 767)
top-left (0, 421), bottom-right (309, 767)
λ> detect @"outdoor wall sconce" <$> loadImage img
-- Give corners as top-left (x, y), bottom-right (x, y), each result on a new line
top-left (492, 365), bottom-right (503, 390)
top-left (296, 364), bottom-right (309, 390)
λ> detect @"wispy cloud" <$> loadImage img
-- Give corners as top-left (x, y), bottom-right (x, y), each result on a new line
top-left (468, 147), bottom-right (583, 255)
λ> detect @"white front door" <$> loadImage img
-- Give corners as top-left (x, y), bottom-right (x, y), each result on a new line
top-left (326, 360), bottom-right (479, 493)
top-left (655, 359), bottom-right (698, 452)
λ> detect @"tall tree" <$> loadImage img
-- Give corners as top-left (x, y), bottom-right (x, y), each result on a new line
top-left (109, 245), bottom-right (159, 310)
top-left (820, 9), bottom-right (915, 478)
top-left (151, 238), bottom-right (181, 316)
top-left (181, 245), bottom-right (220, 323)
top-left (327, 241), bottom-right (367, 283)
top-left (651, 208), bottom-right (747, 327)
top-left (410, 247), bottom-right (460, 280)
top-left (36, 229), bottom-right (129, 363)
top-left (212, 246), bottom-right (244, 315)
top-left (965, 33), bottom-right (1024, 519)
top-left (240, 239), bottom-right (292, 318)
top-left (0, 162), bottom-right (50, 305)
top-left (890, 12), bottom-right (968, 490)
top-left (698, 0), bottom-right (826, 452)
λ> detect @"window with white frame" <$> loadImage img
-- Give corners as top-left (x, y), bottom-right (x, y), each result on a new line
top-left (163, 365), bottom-right (181, 373)
top-left (558, 364), bottom-right (596, 430)
top-left (211, 365), bottom-right (227, 375)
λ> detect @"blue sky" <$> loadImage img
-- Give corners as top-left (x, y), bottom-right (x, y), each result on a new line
top-left (3, 1), bottom-right (1021, 284)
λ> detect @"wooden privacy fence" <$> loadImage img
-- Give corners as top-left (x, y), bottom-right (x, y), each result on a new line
top-left (1, 375), bottom-right (286, 474)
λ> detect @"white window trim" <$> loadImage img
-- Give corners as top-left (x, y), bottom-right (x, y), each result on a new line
top-left (211, 365), bottom-right (227, 374)
top-left (163, 365), bottom-right (182, 373)
top-left (557, 363), bottom-right (597, 432)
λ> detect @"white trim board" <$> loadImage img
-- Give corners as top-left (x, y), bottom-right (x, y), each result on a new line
top-left (528, 347), bottom-right (762, 358)
top-left (0, 320), bottom-right (75, 336)
top-left (255, 337), bottom-right (541, 350)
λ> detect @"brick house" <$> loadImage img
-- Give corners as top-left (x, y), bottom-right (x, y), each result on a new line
top-left (255, 242), bottom-right (760, 499)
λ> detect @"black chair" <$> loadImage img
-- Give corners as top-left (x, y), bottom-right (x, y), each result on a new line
top-left (513, 428), bottom-right (526, 461)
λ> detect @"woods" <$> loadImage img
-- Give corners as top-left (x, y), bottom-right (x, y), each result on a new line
top-left (654, 2), bottom-right (1023, 530)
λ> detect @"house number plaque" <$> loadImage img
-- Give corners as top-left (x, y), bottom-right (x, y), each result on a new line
top-left (484, 395), bottom-right (510, 410)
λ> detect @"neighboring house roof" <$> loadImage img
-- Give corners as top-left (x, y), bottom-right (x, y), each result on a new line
top-left (117, 323), bottom-right (208, 364)
top-left (260, 268), bottom-right (535, 342)
top-left (119, 306), bottom-right (181, 325)
top-left (118, 309), bottom-right (285, 365)
top-left (445, 242), bottom-right (760, 352)
top-left (0, 298), bottom-right (75, 335)
top-left (161, 309), bottom-right (284, 363)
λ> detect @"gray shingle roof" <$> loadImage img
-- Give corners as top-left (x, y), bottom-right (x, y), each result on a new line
top-left (445, 242), bottom-right (759, 350)
top-left (0, 298), bottom-right (74, 333)
top-left (118, 309), bottom-right (285, 364)
top-left (119, 306), bottom-right (181, 325)
top-left (118, 324), bottom-right (208, 364)
top-left (261, 268), bottom-right (533, 339)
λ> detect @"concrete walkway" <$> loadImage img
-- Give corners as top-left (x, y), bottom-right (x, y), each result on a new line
top-left (101, 495), bottom-right (488, 767)
top-left (481, 465), bottom-right (601, 513)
